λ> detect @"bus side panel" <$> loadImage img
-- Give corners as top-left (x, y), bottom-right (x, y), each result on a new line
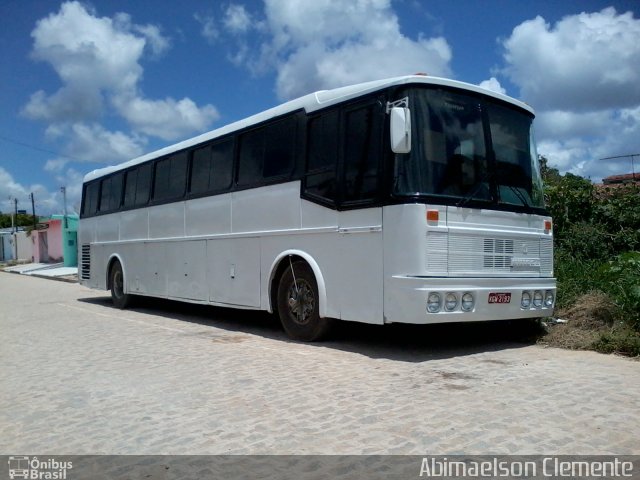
top-left (207, 237), bottom-right (261, 307)
top-left (122, 242), bottom-right (146, 294)
top-left (336, 209), bottom-right (384, 324)
top-left (232, 182), bottom-right (301, 233)
top-left (96, 213), bottom-right (119, 242)
top-left (120, 209), bottom-right (149, 240)
top-left (167, 240), bottom-right (208, 301)
top-left (185, 194), bottom-right (231, 237)
top-left (149, 203), bottom-right (185, 239)
top-left (142, 242), bottom-right (168, 297)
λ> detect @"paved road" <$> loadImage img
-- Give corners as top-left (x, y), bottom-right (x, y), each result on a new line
top-left (1, 272), bottom-right (638, 455)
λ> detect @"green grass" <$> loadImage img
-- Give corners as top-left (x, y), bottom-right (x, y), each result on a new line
top-left (546, 250), bottom-right (640, 356)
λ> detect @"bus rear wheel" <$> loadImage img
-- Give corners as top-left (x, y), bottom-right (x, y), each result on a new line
top-left (110, 261), bottom-right (132, 309)
top-left (277, 260), bottom-right (331, 341)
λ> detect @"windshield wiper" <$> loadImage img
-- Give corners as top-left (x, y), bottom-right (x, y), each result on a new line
top-left (499, 183), bottom-right (534, 212)
top-left (456, 170), bottom-right (493, 208)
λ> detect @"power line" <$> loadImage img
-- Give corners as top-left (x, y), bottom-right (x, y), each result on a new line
top-left (599, 153), bottom-right (639, 180)
top-left (600, 153), bottom-right (640, 161)
top-left (0, 134), bottom-right (85, 162)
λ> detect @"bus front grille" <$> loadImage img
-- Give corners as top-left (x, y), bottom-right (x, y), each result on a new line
top-left (445, 234), bottom-right (547, 275)
top-left (81, 244), bottom-right (91, 280)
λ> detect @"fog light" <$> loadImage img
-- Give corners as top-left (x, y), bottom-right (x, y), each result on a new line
top-left (521, 291), bottom-right (531, 309)
top-left (427, 293), bottom-right (441, 313)
top-left (461, 292), bottom-right (474, 312)
top-left (533, 290), bottom-right (543, 308)
top-left (444, 293), bottom-right (458, 311)
top-left (544, 290), bottom-right (554, 307)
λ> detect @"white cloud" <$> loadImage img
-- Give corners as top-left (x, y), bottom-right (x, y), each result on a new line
top-left (113, 96), bottom-right (220, 141)
top-left (224, 4), bottom-right (252, 33)
top-left (23, 87), bottom-right (103, 122)
top-left (501, 7), bottom-right (640, 111)
top-left (478, 77), bottom-right (506, 95)
top-left (271, 0), bottom-right (452, 99)
top-left (499, 7), bottom-right (640, 181)
top-left (44, 158), bottom-right (69, 173)
top-left (27, 1), bottom-right (145, 116)
top-left (537, 106), bottom-right (640, 181)
top-left (64, 123), bottom-right (147, 163)
top-left (222, 0), bottom-right (452, 100)
top-left (195, 13), bottom-right (218, 43)
top-left (535, 110), bottom-right (611, 141)
top-left (25, 1), bottom-right (218, 143)
top-left (133, 24), bottom-right (171, 57)
top-left (0, 167), bottom-right (62, 216)
top-left (0, 167), bottom-right (30, 202)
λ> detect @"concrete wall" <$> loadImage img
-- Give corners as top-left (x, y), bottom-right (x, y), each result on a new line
top-left (0, 231), bottom-right (34, 262)
top-left (33, 220), bottom-right (64, 263)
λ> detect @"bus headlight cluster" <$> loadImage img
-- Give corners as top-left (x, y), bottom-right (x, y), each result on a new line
top-left (427, 292), bottom-right (474, 313)
top-left (461, 293), bottom-right (474, 311)
top-left (544, 290), bottom-right (555, 307)
top-left (427, 293), bottom-right (441, 313)
top-left (521, 290), bottom-right (555, 309)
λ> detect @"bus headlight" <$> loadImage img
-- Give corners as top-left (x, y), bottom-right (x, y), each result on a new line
top-left (533, 290), bottom-right (543, 308)
top-left (461, 292), bottom-right (474, 312)
top-left (544, 290), bottom-right (554, 307)
top-left (444, 293), bottom-right (458, 311)
top-left (521, 291), bottom-right (531, 309)
top-left (427, 293), bottom-right (441, 313)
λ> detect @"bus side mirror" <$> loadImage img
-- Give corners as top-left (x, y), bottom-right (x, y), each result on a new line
top-left (390, 107), bottom-right (411, 154)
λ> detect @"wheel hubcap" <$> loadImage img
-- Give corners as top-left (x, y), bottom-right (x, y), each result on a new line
top-left (287, 279), bottom-right (314, 325)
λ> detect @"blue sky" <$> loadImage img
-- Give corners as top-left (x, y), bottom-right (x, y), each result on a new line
top-left (1, 0), bottom-right (639, 215)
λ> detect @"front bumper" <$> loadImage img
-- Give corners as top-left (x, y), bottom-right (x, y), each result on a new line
top-left (384, 275), bottom-right (556, 324)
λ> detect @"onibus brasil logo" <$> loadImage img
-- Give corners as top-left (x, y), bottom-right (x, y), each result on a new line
top-left (8, 457), bottom-right (73, 479)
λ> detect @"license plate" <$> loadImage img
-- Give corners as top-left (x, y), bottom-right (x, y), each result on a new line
top-left (488, 292), bottom-right (511, 304)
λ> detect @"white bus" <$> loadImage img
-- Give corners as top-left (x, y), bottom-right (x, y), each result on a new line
top-left (79, 75), bottom-right (555, 341)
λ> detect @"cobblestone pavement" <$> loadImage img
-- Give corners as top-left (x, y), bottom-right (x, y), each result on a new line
top-left (1, 273), bottom-right (638, 455)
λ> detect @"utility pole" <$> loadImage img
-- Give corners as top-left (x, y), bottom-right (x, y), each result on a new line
top-left (29, 192), bottom-right (36, 229)
top-left (60, 186), bottom-right (68, 229)
top-left (8, 196), bottom-right (14, 232)
top-left (13, 197), bottom-right (18, 261)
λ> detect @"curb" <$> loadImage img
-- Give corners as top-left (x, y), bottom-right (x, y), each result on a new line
top-left (1, 269), bottom-right (78, 283)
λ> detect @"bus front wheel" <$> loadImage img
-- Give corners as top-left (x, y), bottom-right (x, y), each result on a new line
top-left (110, 261), bottom-right (132, 309)
top-left (277, 260), bottom-right (331, 341)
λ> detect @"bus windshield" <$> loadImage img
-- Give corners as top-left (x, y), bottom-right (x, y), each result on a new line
top-left (393, 87), bottom-right (545, 210)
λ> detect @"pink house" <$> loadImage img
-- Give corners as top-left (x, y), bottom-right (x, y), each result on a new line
top-left (32, 218), bottom-right (64, 263)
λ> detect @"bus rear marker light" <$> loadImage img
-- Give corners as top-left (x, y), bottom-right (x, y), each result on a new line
top-left (426, 210), bottom-right (439, 223)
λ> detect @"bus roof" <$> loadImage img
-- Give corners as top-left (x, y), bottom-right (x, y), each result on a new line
top-left (83, 75), bottom-right (534, 183)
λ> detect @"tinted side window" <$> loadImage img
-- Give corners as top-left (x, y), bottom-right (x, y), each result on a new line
top-left (264, 117), bottom-right (295, 178)
top-left (153, 152), bottom-right (188, 201)
top-left (238, 117), bottom-right (296, 186)
top-left (109, 173), bottom-right (123, 211)
top-left (304, 111), bottom-right (339, 203)
top-left (237, 128), bottom-right (263, 186)
top-left (342, 104), bottom-right (382, 203)
top-left (99, 177), bottom-right (112, 212)
top-left (82, 182), bottom-right (100, 217)
top-left (99, 173), bottom-right (123, 212)
top-left (135, 163), bottom-right (151, 206)
top-left (124, 169), bottom-right (137, 208)
top-left (190, 146), bottom-right (211, 195)
top-left (211, 139), bottom-right (234, 190)
top-left (190, 138), bottom-right (234, 195)
top-left (123, 164), bottom-right (152, 208)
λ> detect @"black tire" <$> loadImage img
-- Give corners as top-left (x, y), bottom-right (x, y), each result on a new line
top-left (277, 260), bottom-right (332, 341)
top-left (110, 261), bottom-right (132, 309)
